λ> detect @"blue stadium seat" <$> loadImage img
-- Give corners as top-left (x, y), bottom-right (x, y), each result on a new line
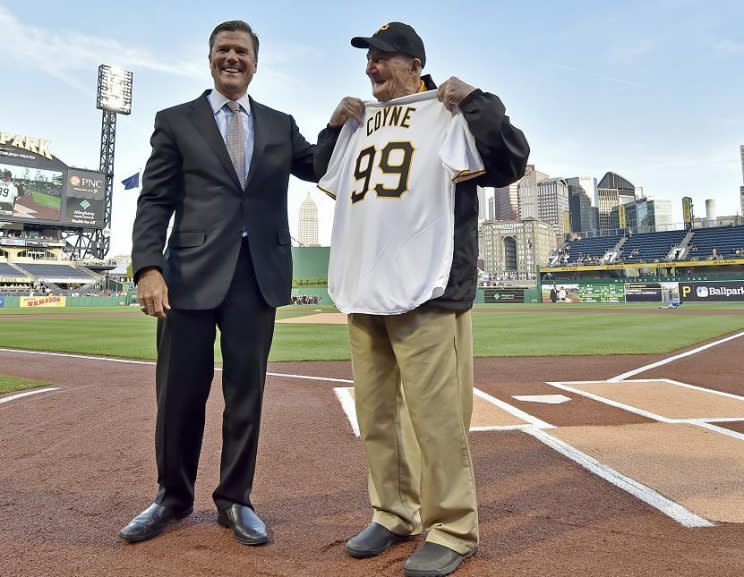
top-left (0, 263), bottom-right (28, 278)
top-left (15, 263), bottom-right (97, 280)
top-left (687, 225), bottom-right (744, 260)
top-left (620, 229), bottom-right (688, 262)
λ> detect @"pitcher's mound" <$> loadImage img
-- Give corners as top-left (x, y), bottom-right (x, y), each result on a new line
top-left (277, 312), bottom-right (347, 325)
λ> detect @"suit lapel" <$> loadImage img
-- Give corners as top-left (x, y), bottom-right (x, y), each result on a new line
top-left (189, 91), bottom-right (243, 191)
top-left (243, 95), bottom-right (266, 192)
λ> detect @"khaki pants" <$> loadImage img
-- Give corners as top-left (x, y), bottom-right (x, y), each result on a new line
top-left (348, 308), bottom-right (478, 554)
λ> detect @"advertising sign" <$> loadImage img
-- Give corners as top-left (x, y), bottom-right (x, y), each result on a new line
top-left (65, 169), bottom-right (105, 227)
top-left (484, 288), bottom-right (525, 303)
top-left (680, 281), bottom-right (744, 302)
top-left (578, 282), bottom-right (624, 303)
top-left (20, 295), bottom-right (66, 308)
top-left (682, 197), bottom-right (693, 228)
top-left (625, 283), bottom-right (662, 302)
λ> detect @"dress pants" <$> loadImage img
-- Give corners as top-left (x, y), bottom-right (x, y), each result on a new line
top-left (153, 239), bottom-right (276, 511)
top-left (348, 308), bottom-right (479, 554)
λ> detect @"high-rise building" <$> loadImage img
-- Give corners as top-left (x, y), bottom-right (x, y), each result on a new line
top-left (596, 172), bottom-right (636, 231)
top-left (536, 177), bottom-right (570, 237)
top-left (740, 145), bottom-right (744, 184)
top-left (476, 186), bottom-right (490, 224)
top-left (493, 182), bottom-right (519, 220)
top-left (517, 164), bottom-right (548, 220)
top-left (488, 195), bottom-right (495, 221)
top-left (478, 219), bottom-right (555, 280)
top-left (567, 182), bottom-right (596, 233)
top-left (609, 198), bottom-right (673, 233)
top-left (565, 176), bottom-right (598, 206)
top-left (298, 192), bottom-right (319, 247)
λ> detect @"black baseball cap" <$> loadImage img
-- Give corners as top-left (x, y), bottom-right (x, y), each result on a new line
top-left (351, 22), bottom-right (426, 68)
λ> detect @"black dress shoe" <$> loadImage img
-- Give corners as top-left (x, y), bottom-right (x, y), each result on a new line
top-left (118, 503), bottom-right (193, 543)
top-left (217, 504), bottom-right (269, 545)
top-left (345, 522), bottom-right (411, 558)
top-left (403, 542), bottom-right (476, 577)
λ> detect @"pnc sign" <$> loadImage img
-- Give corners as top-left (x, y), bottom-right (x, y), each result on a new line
top-left (69, 174), bottom-right (103, 189)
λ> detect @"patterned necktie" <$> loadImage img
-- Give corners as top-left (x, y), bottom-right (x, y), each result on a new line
top-left (225, 101), bottom-right (246, 188)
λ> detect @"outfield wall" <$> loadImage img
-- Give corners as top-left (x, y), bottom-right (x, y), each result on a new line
top-left (0, 295), bottom-right (129, 308)
top-left (538, 278), bottom-right (744, 303)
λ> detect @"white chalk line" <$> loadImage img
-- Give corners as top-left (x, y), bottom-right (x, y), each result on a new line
top-left (332, 386), bottom-right (554, 438)
top-left (546, 379), bottom-right (744, 425)
top-left (547, 381), bottom-right (674, 423)
top-left (692, 421), bottom-right (744, 443)
top-left (333, 387), bottom-right (359, 437)
top-left (609, 331), bottom-right (744, 382)
top-left (473, 387), bottom-right (554, 429)
top-left (525, 427), bottom-right (714, 528)
top-left (0, 387), bottom-right (59, 405)
top-left (0, 347), bottom-right (354, 384)
top-left (0, 347), bottom-right (718, 527)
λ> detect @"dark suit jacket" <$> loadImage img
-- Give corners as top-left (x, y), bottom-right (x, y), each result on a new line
top-left (131, 90), bottom-right (316, 309)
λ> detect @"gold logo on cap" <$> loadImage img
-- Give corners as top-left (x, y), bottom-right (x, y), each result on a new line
top-left (378, 24), bottom-right (390, 31)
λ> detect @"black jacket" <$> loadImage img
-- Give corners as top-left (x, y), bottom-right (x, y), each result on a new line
top-left (131, 91), bottom-right (317, 309)
top-left (315, 75), bottom-right (530, 311)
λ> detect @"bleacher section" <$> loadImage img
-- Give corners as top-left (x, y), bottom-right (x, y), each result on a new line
top-left (0, 262), bottom-right (29, 279)
top-left (14, 263), bottom-right (98, 282)
top-left (558, 234), bottom-right (623, 264)
top-left (687, 225), bottom-right (744, 260)
top-left (621, 229), bottom-right (688, 262)
top-left (551, 225), bottom-right (744, 266)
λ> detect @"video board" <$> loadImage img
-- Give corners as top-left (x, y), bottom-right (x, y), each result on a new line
top-left (0, 131), bottom-right (105, 228)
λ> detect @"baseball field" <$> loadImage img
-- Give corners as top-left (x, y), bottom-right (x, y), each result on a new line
top-left (2, 302), bottom-right (744, 576)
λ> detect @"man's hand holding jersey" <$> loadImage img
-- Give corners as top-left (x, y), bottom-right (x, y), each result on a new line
top-left (437, 76), bottom-right (476, 112)
top-left (329, 97), bottom-right (365, 127)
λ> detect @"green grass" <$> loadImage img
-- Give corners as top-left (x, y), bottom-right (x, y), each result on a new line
top-left (0, 374), bottom-right (52, 394)
top-left (30, 191), bottom-right (61, 209)
top-left (0, 303), bottom-right (742, 362)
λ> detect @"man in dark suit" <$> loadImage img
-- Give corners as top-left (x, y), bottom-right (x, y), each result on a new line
top-left (120, 20), bottom-right (338, 545)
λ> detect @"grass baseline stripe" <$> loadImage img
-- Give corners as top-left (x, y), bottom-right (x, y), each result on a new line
top-left (525, 427), bottom-right (714, 529)
top-left (0, 387), bottom-right (59, 405)
top-left (608, 331), bottom-right (744, 382)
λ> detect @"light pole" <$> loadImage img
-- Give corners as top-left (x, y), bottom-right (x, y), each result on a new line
top-left (94, 64), bottom-right (133, 258)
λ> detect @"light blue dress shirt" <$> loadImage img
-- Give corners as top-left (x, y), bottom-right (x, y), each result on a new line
top-left (207, 89), bottom-right (254, 184)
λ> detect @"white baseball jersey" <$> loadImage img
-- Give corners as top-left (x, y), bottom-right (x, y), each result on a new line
top-left (319, 90), bottom-right (484, 315)
top-left (0, 180), bottom-right (18, 208)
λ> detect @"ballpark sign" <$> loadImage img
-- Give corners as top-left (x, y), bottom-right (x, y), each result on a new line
top-left (20, 296), bottom-right (66, 308)
top-left (680, 281), bottom-right (744, 302)
top-left (0, 131), bottom-right (53, 159)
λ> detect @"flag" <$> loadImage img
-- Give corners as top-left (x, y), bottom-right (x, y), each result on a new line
top-left (121, 172), bottom-right (140, 190)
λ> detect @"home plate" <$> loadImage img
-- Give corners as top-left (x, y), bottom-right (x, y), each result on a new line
top-left (512, 394), bottom-right (571, 404)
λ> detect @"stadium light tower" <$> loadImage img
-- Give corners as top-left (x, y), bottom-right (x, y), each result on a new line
top-left (92, 64), bottom-right (133, 259)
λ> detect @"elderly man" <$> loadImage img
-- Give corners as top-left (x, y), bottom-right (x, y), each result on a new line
top-left (315, 22), bottom-right (529, 577)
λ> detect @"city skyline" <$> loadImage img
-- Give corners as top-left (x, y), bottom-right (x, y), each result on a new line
top-left (1, 2), bottom-right (742, 254)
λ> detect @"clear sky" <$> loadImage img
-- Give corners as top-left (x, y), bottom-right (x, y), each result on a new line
top-left (1, 0), bottom-right (743, 256)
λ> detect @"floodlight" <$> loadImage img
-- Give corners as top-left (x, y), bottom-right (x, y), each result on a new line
top-left (96, 64), bottom-right (133, 115)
